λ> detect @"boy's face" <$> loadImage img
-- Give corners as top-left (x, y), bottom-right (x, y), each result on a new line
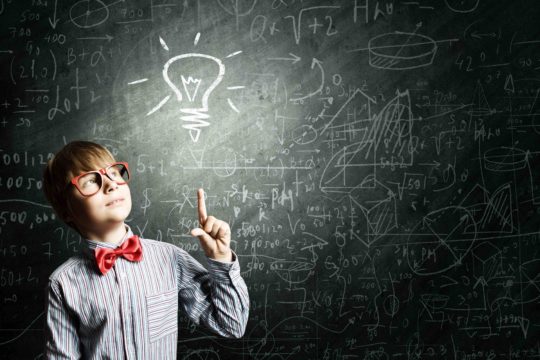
top-left (65, 162), bottom-right (132, 237)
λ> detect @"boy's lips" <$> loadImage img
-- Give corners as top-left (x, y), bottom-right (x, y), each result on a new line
top-left (106, 198), bottom-right (124, 206)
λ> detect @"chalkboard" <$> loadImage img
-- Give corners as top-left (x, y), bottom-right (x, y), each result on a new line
top-left (1, 0), bottom-right (540, 358)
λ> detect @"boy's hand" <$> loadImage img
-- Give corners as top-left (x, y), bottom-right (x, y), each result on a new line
top-left (190, 188), bottom-right (233, 262)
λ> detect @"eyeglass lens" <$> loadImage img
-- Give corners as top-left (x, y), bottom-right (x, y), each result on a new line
top-left (77, 163), bottom-right (129, 196)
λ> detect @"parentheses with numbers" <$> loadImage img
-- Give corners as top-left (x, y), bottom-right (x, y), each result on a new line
top-left (9, 54), bottom-right (16, 85)
top-left (49, 49), bottom-right (57, 80)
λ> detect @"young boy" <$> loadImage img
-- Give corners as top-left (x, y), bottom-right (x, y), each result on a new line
top-left (42, 140), bottom-right (249, 359)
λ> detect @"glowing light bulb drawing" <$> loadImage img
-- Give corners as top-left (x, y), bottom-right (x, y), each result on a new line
top-left (127, 32), bottom-right (244, 142)
top-left (163, 53), bottom-right (224, 142)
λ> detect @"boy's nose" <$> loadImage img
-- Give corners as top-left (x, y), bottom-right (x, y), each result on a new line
top-left (102, 176), bottom-right (119, 192)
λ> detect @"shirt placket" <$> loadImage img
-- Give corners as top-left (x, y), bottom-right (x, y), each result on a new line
top-left (115, 259), bottom-right (137, 359)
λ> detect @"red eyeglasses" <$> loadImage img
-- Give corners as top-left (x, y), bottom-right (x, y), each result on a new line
top-left (70, 162), bottom-right (131, 197)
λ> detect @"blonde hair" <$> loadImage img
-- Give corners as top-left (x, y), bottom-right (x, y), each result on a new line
top-left (42, 141), bottom-right (116, 233)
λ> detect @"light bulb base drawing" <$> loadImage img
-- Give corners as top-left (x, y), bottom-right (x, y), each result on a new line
top-left (180, 108), bottom-right (210, 143)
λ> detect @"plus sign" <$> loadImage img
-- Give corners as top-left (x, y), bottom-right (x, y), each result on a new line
top-left (0, 118), bottom-right (7, 127)
top-left (147, 165), bottom-right (155, 173)
top-left (1, 99), bottom-right (10, 108)
top-left (308, 17), bottom-right (323, 34)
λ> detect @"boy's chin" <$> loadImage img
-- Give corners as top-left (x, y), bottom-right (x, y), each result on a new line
top-left (106, 204), bottom-right (131, 216)
top-left (110, 212), bottom-right (130, 222)
top-left (101, 217), bottom-right (129, 229)
top-left (103, 211), bottom-right (130, 224)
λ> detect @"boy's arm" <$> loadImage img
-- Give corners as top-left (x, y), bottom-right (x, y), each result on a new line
top-left (180, 188), bottom-right (249, 338)
top-left (176, 247), bottom-right (250, 338)
top-left (44, 279), bottom-right (81, 359)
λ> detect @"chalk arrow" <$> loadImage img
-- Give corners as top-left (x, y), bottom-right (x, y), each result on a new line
top-left (48, 0), bottom-right (59, 29)
top-left (289, 58), bottom-right (324, 102)
top-left (471, 31), bottom-right (496, 39)
top-left (268, 53), bottom-right (301, 64)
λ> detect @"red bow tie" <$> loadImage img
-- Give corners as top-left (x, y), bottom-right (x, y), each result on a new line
top-left (94, 235), bottom-right (143, 275)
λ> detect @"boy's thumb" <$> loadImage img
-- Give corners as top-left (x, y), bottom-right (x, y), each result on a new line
top-left (191, 228), bottom-right (213, 242)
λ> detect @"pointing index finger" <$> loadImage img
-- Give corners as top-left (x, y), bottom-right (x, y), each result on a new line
top-left (197, 188), bottom-right (207, 226)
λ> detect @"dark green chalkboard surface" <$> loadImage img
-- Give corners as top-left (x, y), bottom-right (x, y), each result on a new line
top-left (1, 0), bottom-right (540, 358)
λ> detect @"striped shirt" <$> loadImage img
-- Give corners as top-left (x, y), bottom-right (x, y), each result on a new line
top-left (44, 224), bottom-right (249, 359)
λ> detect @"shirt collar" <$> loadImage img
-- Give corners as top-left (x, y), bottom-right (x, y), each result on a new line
top-left (81, 224), bottom-right (134, 258)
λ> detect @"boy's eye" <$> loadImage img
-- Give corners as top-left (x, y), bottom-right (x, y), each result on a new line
top-left (82, 180), bottom-right (95, 187)
top-left (109, 170), bottom-right (120, 178)
top-left (78, 173), bottom-right (100, 188)
top-left (107, 164), bottom-right (126, 179)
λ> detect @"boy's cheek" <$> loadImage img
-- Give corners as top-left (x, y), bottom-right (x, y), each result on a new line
top-left (125, 188), bottom-right (132, 203)
top-left (124, 192), bottom-right (133, 212)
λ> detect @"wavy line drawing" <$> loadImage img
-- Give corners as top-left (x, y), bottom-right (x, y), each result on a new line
top-left (181, 349), bottom-right (220, 360)
top-left (0, 312), bottom-right (44, 346)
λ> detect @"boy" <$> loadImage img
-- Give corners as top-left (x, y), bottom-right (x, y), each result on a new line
top-left (42, 140), bottom-right (249, 359)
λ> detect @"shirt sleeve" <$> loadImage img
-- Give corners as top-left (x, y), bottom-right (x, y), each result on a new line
top-left (175, 248), bottom-right (250, 338)
top-left (44, 279), bottom-right (81, 359)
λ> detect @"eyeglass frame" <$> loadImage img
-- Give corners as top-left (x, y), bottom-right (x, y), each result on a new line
top-left (69, 161), bottom-right (131, 197)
